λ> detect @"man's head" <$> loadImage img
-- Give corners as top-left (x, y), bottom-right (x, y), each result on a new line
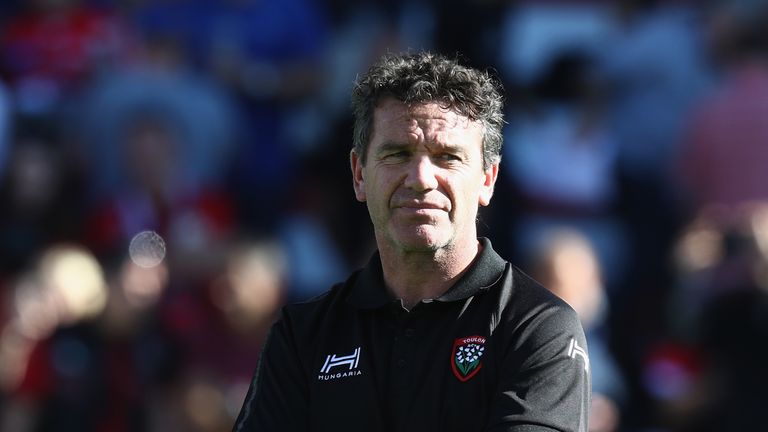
top-left (349, 52), bottom-right (505, 254)
top-left (351, 52), bottom-right (505, 170)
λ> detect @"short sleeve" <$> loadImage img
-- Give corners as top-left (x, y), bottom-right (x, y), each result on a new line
top-left (486, 304), bottom-right (591, 432)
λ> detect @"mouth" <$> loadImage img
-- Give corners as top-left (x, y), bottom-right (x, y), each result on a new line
top-left (392, 201), bottom-right (450, 220)
top-left (394, 201), bottom-right (447, 211)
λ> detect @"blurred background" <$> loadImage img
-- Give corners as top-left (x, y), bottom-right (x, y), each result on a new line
top-left (0, 0), bottom-right (767, 430)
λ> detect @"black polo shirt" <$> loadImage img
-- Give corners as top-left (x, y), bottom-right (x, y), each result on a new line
top-left (234, 238), bottom-right (590, 432)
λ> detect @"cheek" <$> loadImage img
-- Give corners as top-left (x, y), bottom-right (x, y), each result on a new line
top-left (442, 174), bottom-right (481, 203)
top-left (383, 164), bottom-right (410, 190)
top-left (452, 181), bottom-right (486, 221)
top-left (369, 172), bottom-right (397, 206)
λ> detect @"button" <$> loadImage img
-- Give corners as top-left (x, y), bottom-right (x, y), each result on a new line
top-left (396, 359), bottom-right (406, 368)
top-left (404, 328), bottom-right (415, 338)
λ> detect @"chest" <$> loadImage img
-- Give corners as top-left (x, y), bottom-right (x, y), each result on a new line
top-left (303, 303), bottom-right (504, 432)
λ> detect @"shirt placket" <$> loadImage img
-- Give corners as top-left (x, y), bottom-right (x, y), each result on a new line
top-left (387, 301), bottom-right (422, 429)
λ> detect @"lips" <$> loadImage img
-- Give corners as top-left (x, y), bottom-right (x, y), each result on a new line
top-left (397, 202), bottom-right (444, 210)
top-left (392, 199), bottom-right (450, 216)
top-left (391, 190), bottom-right (451, 213)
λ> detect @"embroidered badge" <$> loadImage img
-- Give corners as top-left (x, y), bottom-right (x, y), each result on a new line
top-left (451, 336), bottom-right (486, 382)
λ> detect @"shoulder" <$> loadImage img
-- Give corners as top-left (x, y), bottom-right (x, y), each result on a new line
top-left (494, 264), bottom-right (578, 320)
top-left (508, 265), bottom-right (579, 323)
top-left (277, 270), bottom-right (361, 334)
top-left (492, 265), bottom-right (585, 354)
top-left (485, 267), bottom-right (591, 432)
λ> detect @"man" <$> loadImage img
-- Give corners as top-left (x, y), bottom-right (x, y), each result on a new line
top-left (234, 52), bottom-right (590, 432)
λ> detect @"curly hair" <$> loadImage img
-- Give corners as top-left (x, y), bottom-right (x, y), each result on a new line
top-left (351, 52), bottom-right (505, 169)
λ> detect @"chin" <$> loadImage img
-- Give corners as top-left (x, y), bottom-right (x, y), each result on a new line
top-left (391, 228), bottom-right (452, 253)
top-left (398, 241), bottom-right (441, 253)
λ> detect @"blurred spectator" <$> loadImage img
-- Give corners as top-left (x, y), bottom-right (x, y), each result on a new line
top-left (600, 0), bottom-right (710, 183)
top-left (163, 240), bottom-right (287, 430)
top-left (276, 158), bottom-right (355, 301)
top-left (129, 0), bottom-right (329, 231)
top-left (0, 117), bottom-right (86, 276)
top-left (670, 18), bottom-right (768, 417)
top-left (0, 0), bottom-right (135, 115)
top-left (82, 112), bottom-right (235, 283)
top-left (498, 2), bottom-right (615, 87)
top-left (593, 4), bottom-right (711, 424)
top-left (74, 33), bottom-right (238, 200)
top-left (0, 245), bottom-right (111, 431)
top-left (679, 0), bottom-right (768, 212)
top-left (528, 228), bottom-right (627, 432)
top-left (596, 0), bottom-right (711, 289)
top-left (664, 203), bottom-right (768, 431)
top-left (505, 54), bottom-right (617, 215)
top-left (501, 51), bottom-right (628, 294)
top-left (672, 205), bottom-right (764, 312)
top-left (496, 3), bottom-right (623, 278)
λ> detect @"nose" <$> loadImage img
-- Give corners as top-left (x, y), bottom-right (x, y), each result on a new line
top-left (403, 156), bottom-right (439, 192)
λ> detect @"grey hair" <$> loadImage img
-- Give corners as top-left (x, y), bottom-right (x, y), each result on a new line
top-left (351, 52), bottom-right (505, 169)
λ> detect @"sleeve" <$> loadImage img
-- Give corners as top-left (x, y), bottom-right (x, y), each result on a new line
top-left (232, 311), bottom-right (309, 432)
top-left (486, 305), bottom-right (591, 432)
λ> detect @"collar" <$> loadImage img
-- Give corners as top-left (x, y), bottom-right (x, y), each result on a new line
top-left (347, 238), bottom-right (507, 309)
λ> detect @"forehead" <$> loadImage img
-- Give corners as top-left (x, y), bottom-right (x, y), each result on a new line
top-left (371, 98), bottom-right (482, 144)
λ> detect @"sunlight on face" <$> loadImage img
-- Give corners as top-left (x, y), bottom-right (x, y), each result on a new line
top-left (351, 99), bottom-right (497, 254)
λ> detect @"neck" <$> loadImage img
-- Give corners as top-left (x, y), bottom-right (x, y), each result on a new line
top-left (378, 237), bottom-right (481, 309)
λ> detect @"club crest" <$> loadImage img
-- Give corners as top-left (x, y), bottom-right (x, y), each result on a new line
top-left (451, 336), bottom-right (486, 382)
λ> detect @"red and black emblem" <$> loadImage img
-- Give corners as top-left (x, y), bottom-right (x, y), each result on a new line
top-left (451, 335), bottom-right (486, 382)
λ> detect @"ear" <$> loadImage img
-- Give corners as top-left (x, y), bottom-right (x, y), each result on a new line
top-left (350, 149), bottom-right (367, 202)
top-left (478, 163), bottom-right (499, 207)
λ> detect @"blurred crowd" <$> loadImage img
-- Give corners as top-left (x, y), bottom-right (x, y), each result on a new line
top-left (0, 0), bottom-right (767, 431)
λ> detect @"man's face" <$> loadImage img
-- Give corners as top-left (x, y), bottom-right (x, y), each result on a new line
top-left (351, 99), bottom-right (498, 253)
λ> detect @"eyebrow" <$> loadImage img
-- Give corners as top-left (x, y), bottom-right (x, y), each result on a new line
top-left (375, 141), bottom-right (412, 154)
top-left (376, 140), bottom-right (466, 155)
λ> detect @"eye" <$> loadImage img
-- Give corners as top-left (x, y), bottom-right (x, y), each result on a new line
top-left (383, 151), bottom-right (410, 161)
top-left (436, 153), bottom-right (462, 163)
